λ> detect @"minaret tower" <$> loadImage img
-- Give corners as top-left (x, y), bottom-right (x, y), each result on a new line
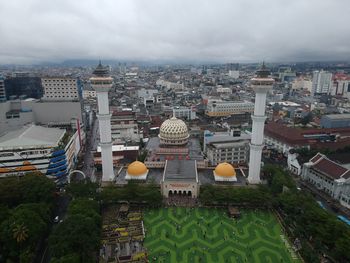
top-left (248, 63), bottom-right (274, 184)
top-left (90, 62), bottom-right (114, 182)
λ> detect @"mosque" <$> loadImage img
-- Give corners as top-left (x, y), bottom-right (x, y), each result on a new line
top-left (116, 115), bottom-right (240, 198)
top-left (92, 62), bottom-right (272, 197)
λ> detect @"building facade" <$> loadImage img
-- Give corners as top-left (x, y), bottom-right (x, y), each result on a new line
top-left (173, 106), bottom-right (196, 120)
top-left (312, 70), bottom-right (332, 95)
top-left (111, 111), bottom-right (143, 143)
top-left (0, 125), bottom-right (84, 180)
top-left (42, 77), bottom-right (79, 101)
top-left (302, 153), bottom-right (350, 209)
top-left (206, 139), bottom-right (249, 166)
top-left (205, 100), bottom-right (254, 117)
top-left (321, 114), bottom-right (350, 128)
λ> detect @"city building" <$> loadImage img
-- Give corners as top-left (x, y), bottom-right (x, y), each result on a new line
top-left (321, 114), bottom-right (350, 128)
top-left (205, 100), bottom-right (254, 117)
top-left (173, 106), bottom-right (197, 120)
top-left (278, 67), bottom-right (296, 82)
top-left (4, 76), bottom-right (43, 99)
top-left (91, 62), bottom-right (114, 182)
top-left (248, 63), bottom-right (274, 184)
top-left (94, 145), bottom-right (139, 165)
top-left (228, 70), bottom-right (240, 79)
top-left (265, 122), bottom-right (350, 154)
top-left (0, 125), bottom-right (84, 180)
top-left (203, 130), bottom-right (250, 166)
top-left (82, 84), bottom-right (97, 99)
top-left (291, 78), bottom-right (312, 92)
top-left (331, 73), bottom-right (350, 99)
top-left (111, 111), bottom-right (143, 143)
top-left (42, 77), bottom-right (79, 101)
top-left (0, 75), bottom-right (6, 102)
top-left (302, 153), bottom-right (350, 209)
top-left (0, 99), bottom-right (83, 135)
top-left (312, 70), bottom-right (332, 95)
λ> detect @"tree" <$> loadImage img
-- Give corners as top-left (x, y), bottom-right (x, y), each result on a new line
top-left (300, 112), bottom-right (313, 126)
top-left (12, 223), bottom-right (28, 243)
top-left (49, 214), bottom-right (100, 263)
top-left (66, 181), bottom-right (98, 199)
top-left (0, 204), bottom-right (48, 261)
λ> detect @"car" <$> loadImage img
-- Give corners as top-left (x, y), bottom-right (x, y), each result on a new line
top-left (54, 216), bottom-right (59, 223)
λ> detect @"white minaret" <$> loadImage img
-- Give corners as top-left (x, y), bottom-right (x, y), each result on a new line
top-left (90, 62), bottom-right (114, 182)
top-left (248, 63), bottom-right (274, 184)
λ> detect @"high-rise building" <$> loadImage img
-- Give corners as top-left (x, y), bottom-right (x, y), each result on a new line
top-left (248, 64), bottom-right (274, 184)
top-left (91, 62), bottom-right (114, 182)
top-left (42, 77), bottom-right (79, 101)
top-left (312, 70), bottom-right (332, 95)
top-left (4, 76), bottom-right (43, 99)
top-left (0, 75), bottom-right (6, 102)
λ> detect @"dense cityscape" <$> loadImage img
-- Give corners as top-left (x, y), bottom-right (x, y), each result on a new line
top-left (1, 0), bottom-right (350, 263)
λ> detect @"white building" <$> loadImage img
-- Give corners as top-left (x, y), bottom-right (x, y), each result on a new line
top-left (291, 78), bottom-right (312, 92)
top-left (0, 99), bottom-right (83, 136)
top-left (42, 77), bottom-right (79, 101)
top-left (110, 111), bottom-right (143, 143)
top-left (205, 100), bottom-right (254, 117)
top-left (203, 130), bottom-right (251, 166)
top-left (312, 70), bottom-right (332, 95)
top-left (331, 73), bottom-right (350, 99)
top-left (0, 125), bottom-right (84, 179)
top-left (302, 153), bottom-right (350, 209)
top-left (173, 106), bottom-right (197, 120)
top-left (228, 70), bottom-right (240, 79)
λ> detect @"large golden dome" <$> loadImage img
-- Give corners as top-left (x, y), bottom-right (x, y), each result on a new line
top-left (127, 161), bottom-right (148, 176)
top-left (159, 116), bottom-right (189, 145)
top-left (214, 162), bottom-right (236, 177)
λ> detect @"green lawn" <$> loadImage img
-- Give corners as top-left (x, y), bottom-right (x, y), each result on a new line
top-left (144, 207), bottom-right (301, 263)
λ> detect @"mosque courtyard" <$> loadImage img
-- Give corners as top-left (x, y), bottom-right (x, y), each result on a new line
top-left (144, 207), bottom-right (301, 263)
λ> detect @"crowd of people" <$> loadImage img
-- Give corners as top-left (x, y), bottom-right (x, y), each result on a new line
top-left (165, 194), bottom-right (198, 207)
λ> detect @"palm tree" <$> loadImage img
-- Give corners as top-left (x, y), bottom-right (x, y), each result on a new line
top-left (12, 223), bottom-right (29, 243)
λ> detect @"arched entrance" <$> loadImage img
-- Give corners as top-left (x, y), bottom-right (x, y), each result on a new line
top-left (68, 170), bottom-right (86, 183)
top-left (169, 190), bottom-right (173, 196)
top-left (188, 191), bottom-right (192, 196)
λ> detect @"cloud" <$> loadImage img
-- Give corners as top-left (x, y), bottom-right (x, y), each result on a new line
top-left (0, 0), bottom-right (349, 64)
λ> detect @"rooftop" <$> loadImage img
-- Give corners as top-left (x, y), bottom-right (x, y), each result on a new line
top-left (163, 160), bottom-right (197, 181)
top-left (0, 125), bottom-right (65, 150)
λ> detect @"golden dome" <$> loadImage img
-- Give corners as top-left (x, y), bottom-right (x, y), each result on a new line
top-left (214, 162), bottom-right (236, 177)
top-left (127, 161), bottom-right (148, 176)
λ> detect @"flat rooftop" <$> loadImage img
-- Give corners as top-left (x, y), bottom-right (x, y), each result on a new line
top-left (164, 160), bottom-right (197, 181)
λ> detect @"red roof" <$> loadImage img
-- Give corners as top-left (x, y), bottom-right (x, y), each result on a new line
top-left (309, 153), bottom-right (350, 180)
top-left (310, 153), bottom-right (323, 163)
top-left (333, 73), bottom-right (350, 81)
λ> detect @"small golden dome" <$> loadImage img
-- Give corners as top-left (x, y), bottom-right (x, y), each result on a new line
top-left (214, 162), bottom-right (236, 177)
top-left (127, 161), bottom-right (148, 176)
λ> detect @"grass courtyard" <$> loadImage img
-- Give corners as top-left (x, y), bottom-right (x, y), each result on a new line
top-left (144, 207), bottom-right (301, 263)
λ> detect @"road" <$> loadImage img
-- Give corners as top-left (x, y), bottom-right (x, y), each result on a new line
top-left (38, 194), bottom-right (70, 263)
top-left (81, 116), bottom-right (99, 182)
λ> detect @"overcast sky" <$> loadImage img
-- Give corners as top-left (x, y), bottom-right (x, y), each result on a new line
top-left (0, 0), bottom-right (349, 64)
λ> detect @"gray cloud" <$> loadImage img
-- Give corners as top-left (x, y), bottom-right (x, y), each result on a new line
top-left (0, 0), bottom-right (349, 64)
